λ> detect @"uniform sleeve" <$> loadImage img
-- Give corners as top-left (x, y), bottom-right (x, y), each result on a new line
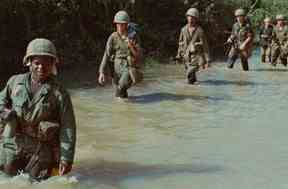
top-left (58, 91), bottom-right (76, 163)
top-left (200, 30), bottom-right (210, 62)
top-left (99, 34), bottom-right (115, 74)
top-left (0, 76), bottom-right (14, 111)
top-left (176, 29), bottom-right (185, 58)
top-left (245, 25), bottom-right (254, 43)
top-left (230, 24), bottom-right (237, 39)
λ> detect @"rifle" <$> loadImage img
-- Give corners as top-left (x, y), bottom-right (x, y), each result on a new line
top-left (224, 36), bottom-right (238, 56)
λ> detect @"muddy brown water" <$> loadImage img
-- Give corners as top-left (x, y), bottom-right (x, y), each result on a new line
top-left (1, 53), bottom-right (288, 189)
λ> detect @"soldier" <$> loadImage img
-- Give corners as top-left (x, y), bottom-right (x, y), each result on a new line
top-left (259, 17), bottom-right (274, 63)
top-left (0, 38), bottom-right (76, 180)
top-left (176, 8), bottom-right (210, 84)
top-left (226, 8), bottom-right (254, 71)
top-left (98, 10), bottom-right (142, 99)
top-left (271, 14), bottom-right (288, 67)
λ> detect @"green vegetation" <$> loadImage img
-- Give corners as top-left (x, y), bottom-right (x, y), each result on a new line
top-left (0, 0), bottom-right (287, 76)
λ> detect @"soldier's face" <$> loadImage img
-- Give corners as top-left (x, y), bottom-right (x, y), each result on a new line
top-left (30, 56), bottom-right (54, 81)
top-left (264, 21), bottom-right (272, 27)
top-left (116, 23), bottom-right (128, 34)
top-left (187, 16), bottom-right (197, 26)
top-left (236, 16), bottom-right (245, 24)
top-left (277, 20), bottom-right (285, 26)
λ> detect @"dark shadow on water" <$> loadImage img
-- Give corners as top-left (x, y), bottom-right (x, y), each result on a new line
top-left (201, 79), bottom-right (265, 86)
top-left (253, 68), bottom-right (288, 72)
top-left (73, 160), bottom-right (223, 186)
top-left (129, 92), bottom-right (226, 104)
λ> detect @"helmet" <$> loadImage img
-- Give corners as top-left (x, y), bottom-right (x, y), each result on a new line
top-left (276, 14), bottom-right (285, 20)
top-left (113, 10), bottom-right (130, 23)
top-left (186, 8), bottom-right (199, 18)
top-left (264, 17), bottom-right (272, 23)
top-left (234, 9), bottom-right (246, 17)
top-left (23, 38), bottom-right (57, 65)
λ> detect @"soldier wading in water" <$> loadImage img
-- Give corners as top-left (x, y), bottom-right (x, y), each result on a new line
top-left (271, 14), bottom-right (288, 67)
top-left (0, 38), bottom-right (76, 180)
top-left (98, 10), bottom-right (143, 99)
top-left (226, 8), bottom-right (254, 71)
top-left (176, 8), bottom-right (211, 84)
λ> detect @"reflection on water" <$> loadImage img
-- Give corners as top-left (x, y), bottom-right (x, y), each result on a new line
top-left (2, 54), bottom-right (288, 189)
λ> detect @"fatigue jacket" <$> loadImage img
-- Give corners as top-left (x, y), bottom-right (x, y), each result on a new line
top-left (177, 24), bottom-right (210, 63)
top-left (259, 25), bottom-right (274, 47)
top-left (230, 21), bottom-right (253, 47)
top-left (272, 25), bottom-right (288, 47)
top-left (99, 32), bottom-right (141, 75)
top-left (0, 73), bottom-right (76, 163)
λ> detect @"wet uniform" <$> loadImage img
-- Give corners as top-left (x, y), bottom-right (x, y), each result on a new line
top-left (0, 73), bottom-right (76, 179)
top-left (271, 25), bottom-right (288, 66)
top-left (177, 24), bottom-right (210, 83)
top-left (99, 32), bottom-right (143, 97)
top-left (227, 21), bottom-right (254, 70)
top-left (259, 24), bottom-right (274, 63)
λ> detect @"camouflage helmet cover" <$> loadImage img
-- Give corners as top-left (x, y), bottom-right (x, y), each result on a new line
top-left (186, 8), bottom-right (199, 18)
top-left (264, 17), bottom-right (272, 23)
top-left (23, 38), bottom-right (58, 66)
top-left (235, 9), bottom-right (246, 17)
top-left (113, 10), bottom-right (130, 23)
top-left (276, 14), bottom-right (285, 20)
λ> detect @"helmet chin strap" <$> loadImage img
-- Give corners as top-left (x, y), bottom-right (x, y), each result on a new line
top-left (52, 64), bottom-right (57, 75)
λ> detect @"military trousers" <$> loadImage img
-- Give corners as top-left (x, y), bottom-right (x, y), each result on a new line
top-left (227, 47), bottom-right (249, 71)
top-left (184, 54), bottom-right (203, 84)
top-left (271, 45), bottom-right (288, 66)
top-left (113, 59), bottom-right (132, 98)
top-left (260, 46), bottom-right (271, 63)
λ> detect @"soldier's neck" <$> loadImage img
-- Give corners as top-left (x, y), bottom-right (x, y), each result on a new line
top-left (118, 31), bottom-right (128, 37)
top-left (188, 23), bottom-right (197, 28)
top-left (30, 74), bottom-right (43, 96)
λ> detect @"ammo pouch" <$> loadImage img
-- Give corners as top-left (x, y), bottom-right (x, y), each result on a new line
top-left (194, 42), bottom-right (204, 54)
top-left (38, 121), bottom-right (59, 142)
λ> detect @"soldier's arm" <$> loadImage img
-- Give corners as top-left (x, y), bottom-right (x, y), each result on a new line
top-left (242, 27), bottom-right (254, 48)
top-left (176, 30), bottom-right (185, 59)
top-left (99, 34), bottom-right (114, 74)
top-left (128, 36), bottom-right (142, 64)
top-left (0, 76), bottom-right (15, 112)
top-left (228, 24), bottom-right (237, 42)
top-left (58, 90), bottom-right (76, 165)
top-left (199, 30), bottom-right (211, 63)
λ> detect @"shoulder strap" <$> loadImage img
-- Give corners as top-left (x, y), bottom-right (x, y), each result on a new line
top-left (186, 27), bottom-right (201, 50)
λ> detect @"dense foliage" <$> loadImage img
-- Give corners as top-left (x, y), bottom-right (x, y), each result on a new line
top-left (0, 0), bottom-right (287, 75)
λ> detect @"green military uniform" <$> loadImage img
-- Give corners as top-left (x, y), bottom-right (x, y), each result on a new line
top-left (176, 8), bottom-right (210, 84)
top-left (177, 25), bottom-right (210, 83)
top-left (99, 10), bottom-right (142, 98)
top-left (0, 38), bottom-right (76, 180)
top-left (259, 22), bottom-right (273, 63)
top-left (0, 73), bottom-right (76, 179)
top-left (227, 21), bottom-right (253, 70)
top-left (99, 31), bottom-right (142, 98)
top-left (271, 23), bottom-right (288, 66)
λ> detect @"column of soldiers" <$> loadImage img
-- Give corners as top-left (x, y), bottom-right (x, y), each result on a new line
top-left (259, 14), bottom-right (288, 66)
top-left (0, 7), bottom-right (287, 181)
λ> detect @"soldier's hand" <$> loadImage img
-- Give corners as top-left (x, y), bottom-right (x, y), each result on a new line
top-left (128, 39), bottom-right (136, 49)
top-left (98, 73), bottom-right (105, 85)
top-left (239, 43), bottom-right (246, 51)
top-left (59, 161), bottom-right (72, 176)
top-left (226, 37), bottom-right (232, 43)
